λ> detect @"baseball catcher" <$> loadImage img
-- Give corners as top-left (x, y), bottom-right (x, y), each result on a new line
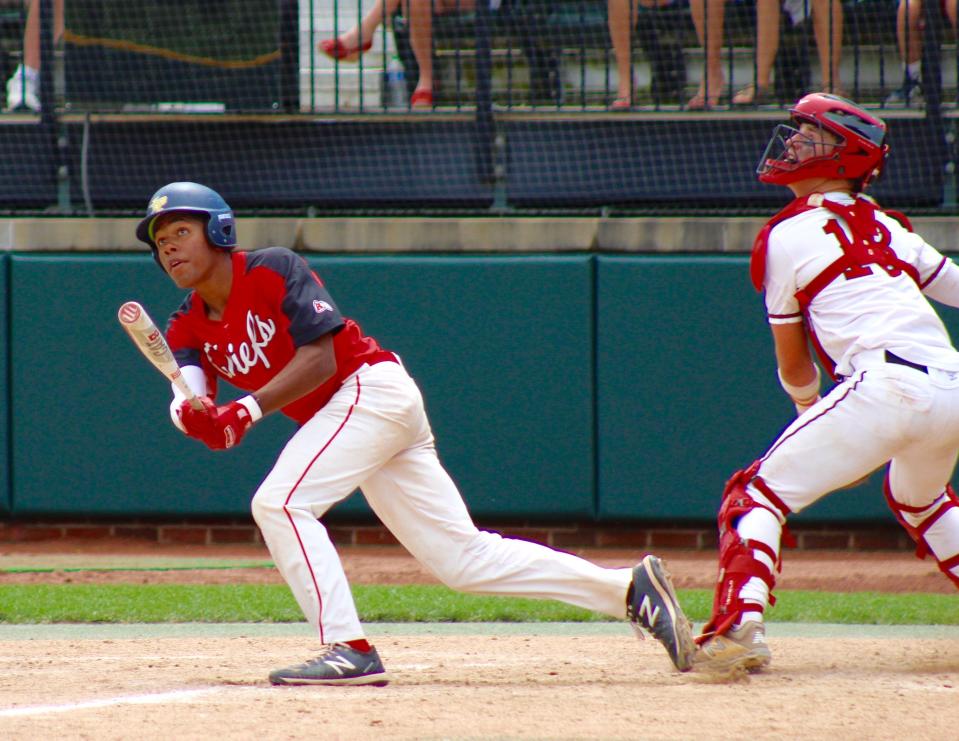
top-left (694, 93), bottom-right (959, 672)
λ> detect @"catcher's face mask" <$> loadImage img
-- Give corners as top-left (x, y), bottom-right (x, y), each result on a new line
top-left (757, 92), bottom-right (888, 189)
top-left (757, 120), bottom-right (844, 184)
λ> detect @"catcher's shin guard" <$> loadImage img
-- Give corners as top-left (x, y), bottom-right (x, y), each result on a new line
top-left (697, 464), bottom-right (795, 643)
top-left (885, 479), bottom-right (959, 589)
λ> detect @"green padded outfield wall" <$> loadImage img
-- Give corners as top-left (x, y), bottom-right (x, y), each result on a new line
top-left (0, 256), bottom-right (8, 514)
top-left (9, 255), bottom-right (594, 520)
top-left (309, 256), bottom-right (595, 519)
top-left (597, 256), bottom-right (786, 522)
top-left (10, 255), bottom-right (295, 517)
top-left (12, 253), bottom-right (959, 523)
top-left (595, 255), bottom-right (959, 524)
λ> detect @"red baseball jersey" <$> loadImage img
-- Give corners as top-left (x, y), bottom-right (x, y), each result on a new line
top-left (166, 247), bottom-right (395, 424)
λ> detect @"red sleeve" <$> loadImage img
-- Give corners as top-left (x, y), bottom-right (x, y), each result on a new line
top-left (166, 295), bottom-right (218, 398)
top-left (245, 247), bottom-right (345, 346)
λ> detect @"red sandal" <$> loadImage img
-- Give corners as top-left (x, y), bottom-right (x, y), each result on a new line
top-left (410, 89), bottom-right (433, 109)
top-left (319, 37), bottom-right (373, 63)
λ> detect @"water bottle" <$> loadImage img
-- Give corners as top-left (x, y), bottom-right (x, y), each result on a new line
top-left (384, 55), bottom-right (407, 109)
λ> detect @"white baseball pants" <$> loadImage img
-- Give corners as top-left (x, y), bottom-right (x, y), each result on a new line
top-left (250, 360), bottom-right (632, 643)
top-left (761, 360), bottom-right (959, 513)
top-left (738, 356), bottom-right (959, 612)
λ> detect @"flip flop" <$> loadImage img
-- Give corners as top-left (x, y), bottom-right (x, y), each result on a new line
top-left (732, 84), bottom-right (775, 106)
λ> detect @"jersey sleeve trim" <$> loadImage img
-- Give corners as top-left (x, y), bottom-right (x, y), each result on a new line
top-left (921, 256), bottom-right (948, 289)
top-left (768, 312), bottom-right (803, 325)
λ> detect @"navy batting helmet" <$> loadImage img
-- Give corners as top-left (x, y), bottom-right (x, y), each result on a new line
top-left (136, 182), bottom-right (237, 257)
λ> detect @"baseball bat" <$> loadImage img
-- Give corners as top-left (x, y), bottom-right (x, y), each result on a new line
top-left (117, 301), bottom-right (204, 410)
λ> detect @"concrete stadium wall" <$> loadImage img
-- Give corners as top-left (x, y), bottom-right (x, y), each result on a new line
top-left (6, 215), bottom-right (959, 253)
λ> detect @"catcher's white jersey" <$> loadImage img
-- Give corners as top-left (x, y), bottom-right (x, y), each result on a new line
top-left (732, 192), bottom-right (959, 618)
top-left (763, 192), bottom-right (959, 377)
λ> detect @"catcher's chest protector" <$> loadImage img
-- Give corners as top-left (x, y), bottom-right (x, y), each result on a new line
top-left (751, 194), bottom-right (918, 300)
top-left (750, 194), bottom-right (921, 380)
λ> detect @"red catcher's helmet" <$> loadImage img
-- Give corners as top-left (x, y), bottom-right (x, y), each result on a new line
top-left (757, 93), bottom-right (889, 189)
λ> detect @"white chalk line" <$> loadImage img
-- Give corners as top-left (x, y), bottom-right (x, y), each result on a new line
top-left (0, 686), bottom-right (222, 718)
top-left (0, 655), bottom-right (223, 662)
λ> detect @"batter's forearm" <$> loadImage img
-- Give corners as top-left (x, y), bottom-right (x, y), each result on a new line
top-left (252, 335), bottom-right (337, 416)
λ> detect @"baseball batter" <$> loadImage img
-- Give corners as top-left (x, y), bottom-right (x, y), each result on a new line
top-left (694, 94), bottom-right (959, 672)
top-left (135, 182), bottom-right (696, 685)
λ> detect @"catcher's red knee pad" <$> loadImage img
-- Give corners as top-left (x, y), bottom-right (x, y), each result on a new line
top-left (699, 464), bottom-right (794, 641)
top-left (885, 479), bottom-right (959, 589)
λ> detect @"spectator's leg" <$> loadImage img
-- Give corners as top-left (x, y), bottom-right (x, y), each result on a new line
top-left (733, 0), bottom-right (779, 104)
top-left (6, 0), bottom-right (62, 112)
top-left (811, 0), bottom-right (843, 93)
top-left (609, 0), bottom-right (640, 104)
top-left (688, 0), bottom-right (726, 108)
top-left (408, 0), bottom-right (436, 103)
top-left (516, 0), bottom-right (561, 105)
top-left (22, 0), bottom-right (40, 71)
top-left (23, 0), bottom-right (63, 70)
top-left (323, 0), bottom-right (402, 60)
top-left (949, 0), bottom-right (957, 103)
top-left (885, 0), bottom-right (924, 105)
top-left (408, 0), bottom-right (476, 106)
top-left (897, 0), bottom-right (923, 67)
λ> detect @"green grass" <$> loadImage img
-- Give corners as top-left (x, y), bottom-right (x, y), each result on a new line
top-left (0, 584), bottom-right (955, 625)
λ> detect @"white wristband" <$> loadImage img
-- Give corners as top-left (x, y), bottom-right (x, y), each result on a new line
top-left (169, 365), bottom-right (208, 434)
top-left (778, 365), bottom-right (821, 405)
top-left (793, 396), bottom-right (820, 415)
top-left (237, 394), bottom-right (263, 423)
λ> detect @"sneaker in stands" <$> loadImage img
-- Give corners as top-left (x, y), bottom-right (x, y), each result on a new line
top-left (5, 64), bottom-right (40, 112)
top-left (885, 76), bottom-right (924, 109)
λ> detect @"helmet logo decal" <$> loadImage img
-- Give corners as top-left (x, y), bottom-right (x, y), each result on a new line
top-left (148, 195), bottom-right (168, 214)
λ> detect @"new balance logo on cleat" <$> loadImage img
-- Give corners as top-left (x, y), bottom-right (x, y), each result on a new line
top-left (627, 555), bottom-right (696, 672)
top-left (322, 654), bottom-right (358, 676)
top-left (635, 594), bottom-right (661, 629)
top-left (269, 643), bottom-right (390, 686)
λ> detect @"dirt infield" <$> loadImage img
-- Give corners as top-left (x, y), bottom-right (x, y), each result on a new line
top-left (0, 631), bottom-right (957, 740)
top-left (1, 541), bottom-right (958, 739)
